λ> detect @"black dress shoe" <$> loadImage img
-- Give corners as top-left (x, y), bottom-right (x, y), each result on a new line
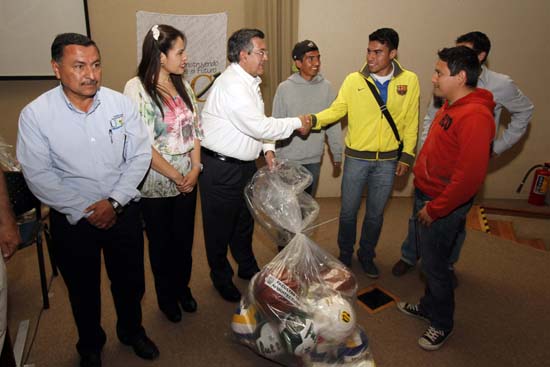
top-left (215, 282), bottom-right (241, 302)
top-left (238, 265), bottom-right (260, 280)
top-left (179, 288), bottom-right (197, 313)
top-left (160, 302), bottom-right (182, 323)
top-left (80, 352), bottom-right (101, 367)
top-left (121, 334), bottom-right (160, 360)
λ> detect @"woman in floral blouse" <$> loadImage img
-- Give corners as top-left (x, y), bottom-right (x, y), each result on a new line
top-left (124, 24), bottom-right (203, 323)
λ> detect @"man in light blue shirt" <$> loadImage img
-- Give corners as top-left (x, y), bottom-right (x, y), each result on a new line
top-left (17, 33), bottom-right (156, 367)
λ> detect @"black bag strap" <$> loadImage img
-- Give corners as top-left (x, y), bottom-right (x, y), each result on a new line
top-left (363, 77), bottom-right (402, 145)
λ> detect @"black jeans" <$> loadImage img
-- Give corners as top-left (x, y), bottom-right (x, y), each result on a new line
top-left (49, 203), bottom-right (145, 355)
top-left (199, 152), bottom-right (258, 287)
top-left (140, 192), bottom-right (196, 307)
top-left (417, 189), bottom-right (472, 331)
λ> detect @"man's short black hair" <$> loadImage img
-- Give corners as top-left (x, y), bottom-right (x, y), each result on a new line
top-left (438, 46), bottom-right (481, 87)
top-left (456, 31), bottom-right (491, 64)
top-left (51, 33), bottom-right (97, 63)
top-left (368, 28), bottom-right (399, 50)
top-left (227, 28), bottom-right (264, 63)
top-left (292, 40), bottom-right (319, 61)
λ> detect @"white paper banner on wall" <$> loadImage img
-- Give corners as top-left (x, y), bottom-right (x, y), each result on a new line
top-left (136, 11), bottom-right (227, 108)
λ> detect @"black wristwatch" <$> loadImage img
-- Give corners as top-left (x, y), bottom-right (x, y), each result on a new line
top-left (108, 197), bottom-right (124, 215)
top-left (310, 114), bottom-right (318, 128)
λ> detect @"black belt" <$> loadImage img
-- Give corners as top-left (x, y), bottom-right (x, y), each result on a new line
top-left (345, 146), bottom-right (399, 160)
top-left (202, 147), bottom-right (253, 164)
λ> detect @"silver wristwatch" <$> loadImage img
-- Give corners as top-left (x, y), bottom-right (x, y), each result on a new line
top-left (108, 197), bottom-right (124, 215)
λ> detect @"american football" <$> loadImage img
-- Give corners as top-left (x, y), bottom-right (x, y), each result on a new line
top-left (253, 267), bottom-right (302, 318)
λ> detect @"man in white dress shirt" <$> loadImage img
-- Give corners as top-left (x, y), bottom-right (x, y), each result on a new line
top-left (199, 28), bottom-right (311, 302)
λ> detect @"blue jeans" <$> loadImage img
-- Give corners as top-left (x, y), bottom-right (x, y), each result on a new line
top-left (338, 157), bottom-right (397, 260)
top-left (415, 189), bottom-right (472, 331)
top-left (302, 163), bottom-right (321, 196)
top-left (400, 205), bottom-right (466, 267)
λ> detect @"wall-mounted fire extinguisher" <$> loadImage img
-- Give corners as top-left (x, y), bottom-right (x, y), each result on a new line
top-left (516, 162), bottom-right (550, 206)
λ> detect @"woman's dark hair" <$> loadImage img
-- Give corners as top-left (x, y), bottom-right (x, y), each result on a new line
top-left (137, 24), bottom-right (193, 117)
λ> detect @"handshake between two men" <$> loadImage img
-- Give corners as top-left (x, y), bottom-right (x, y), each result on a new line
top-left (264, 114), bottom-right (313, 170)
top-left (297, 114), bottom-right (313, 136)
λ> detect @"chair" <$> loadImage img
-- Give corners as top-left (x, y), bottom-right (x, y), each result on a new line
top-left (4, 171), bottom-right (57, 310)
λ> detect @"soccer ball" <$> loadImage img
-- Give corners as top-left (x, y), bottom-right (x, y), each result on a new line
top-left (310, 295), bottom-right (356, 343)
top-left (336, 328), bottom-right (370, 363)
top-left (255, 322), bottom-right (285, 359)
top-left (279, 313), bottom-right (318, 356)
top-left (231, 299), bottom-right (263, 341)
top-left (308, 336), bottom-right (338, 363)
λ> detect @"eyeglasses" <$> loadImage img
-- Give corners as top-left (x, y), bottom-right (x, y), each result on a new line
top-left (250, 49), bottom-right (268, 57)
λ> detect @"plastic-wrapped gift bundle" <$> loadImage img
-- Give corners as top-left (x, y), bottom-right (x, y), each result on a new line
top-left (231, 160), bottom-right (376, 367)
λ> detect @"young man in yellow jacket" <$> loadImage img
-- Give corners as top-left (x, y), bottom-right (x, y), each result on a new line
top-left (311, 28), bottom-right (419, 277)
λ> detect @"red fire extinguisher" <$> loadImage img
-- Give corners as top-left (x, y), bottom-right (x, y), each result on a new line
top-left (516, 162), bottom-right (550, 206)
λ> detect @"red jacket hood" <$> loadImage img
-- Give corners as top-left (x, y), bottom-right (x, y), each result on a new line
top-left (443, 88), bottom-right (496, 114)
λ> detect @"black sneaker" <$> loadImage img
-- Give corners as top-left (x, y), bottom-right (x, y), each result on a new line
top-left (396, 302), bottom-right (429, 322)
top-left (360, 258), bottom-right (379, 278)
top-left (418, 326), bottom-right (453, 351)
top-left (392, 259), bottom-right (414, 276)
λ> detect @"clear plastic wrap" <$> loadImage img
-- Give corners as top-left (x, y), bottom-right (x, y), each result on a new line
top-left (233, 160), bottom-right (376, 367)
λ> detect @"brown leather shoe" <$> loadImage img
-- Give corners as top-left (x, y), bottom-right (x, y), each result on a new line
top-left (392, 259), bottom-right (414, 276)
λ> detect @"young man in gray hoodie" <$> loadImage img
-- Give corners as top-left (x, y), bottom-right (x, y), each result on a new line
top-left (273, 40), bottom-right (343, 196)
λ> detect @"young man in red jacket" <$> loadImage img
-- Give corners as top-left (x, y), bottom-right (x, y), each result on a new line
top-left (397, 46), bottom-right (495, 351)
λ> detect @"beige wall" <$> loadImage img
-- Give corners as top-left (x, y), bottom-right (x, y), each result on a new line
top-left (2, 0), bottom-right (548, 200)
top-left (300, 0), bottom-right (549, 199)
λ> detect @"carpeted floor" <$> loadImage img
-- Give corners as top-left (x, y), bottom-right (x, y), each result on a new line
top-left (6, 197), bottom-right (550, 367)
